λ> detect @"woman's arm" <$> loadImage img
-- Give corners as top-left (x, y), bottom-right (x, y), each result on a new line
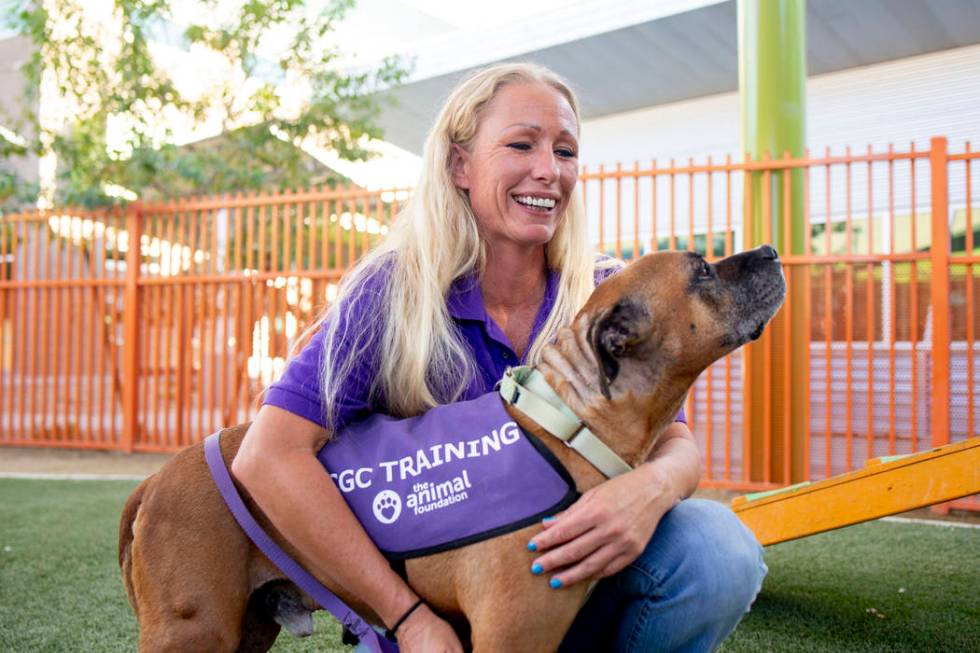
top-left (643, 420), bottom-right (701, 496)
top-left (231, 404), bottom-right (462, 652)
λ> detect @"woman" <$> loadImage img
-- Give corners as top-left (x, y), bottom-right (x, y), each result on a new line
top-left (232, 63), bottom-right (766, 652)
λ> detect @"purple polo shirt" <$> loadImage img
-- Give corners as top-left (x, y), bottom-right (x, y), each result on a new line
top-left (263, 260), bottom-right (685, 429)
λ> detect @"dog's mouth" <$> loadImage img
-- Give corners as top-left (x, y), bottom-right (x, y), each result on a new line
top-left (731, 279), bottom-right (785, 346)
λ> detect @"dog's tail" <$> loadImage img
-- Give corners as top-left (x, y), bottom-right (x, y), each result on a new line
top-left (118, 476), bottom-right (152, 611)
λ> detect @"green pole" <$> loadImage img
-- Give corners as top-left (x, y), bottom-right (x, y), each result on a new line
top-left (738, 0), bottom-right (809, 484)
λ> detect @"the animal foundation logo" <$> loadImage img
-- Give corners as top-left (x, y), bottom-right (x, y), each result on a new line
top-left (372, 490), bottom-right (402, 524)
top-left (406, 470), bottom-right (472, 517)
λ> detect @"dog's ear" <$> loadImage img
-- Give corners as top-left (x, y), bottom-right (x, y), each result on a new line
top-left (588, 297), bottom-right (651, 399)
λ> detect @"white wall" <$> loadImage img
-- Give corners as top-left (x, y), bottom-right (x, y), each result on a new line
top-left (577, 43), bottom-right (980, 251)
top-left (580, 42), bottom-right (980, 167)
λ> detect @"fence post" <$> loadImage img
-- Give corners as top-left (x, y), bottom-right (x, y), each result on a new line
top-left (929, 137), bottom-right (950, 449)
top-left (121, 202), bottom-right (143, 452)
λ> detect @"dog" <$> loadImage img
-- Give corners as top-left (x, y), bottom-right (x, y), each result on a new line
top-left (119, 246), bottom-right (784, 652)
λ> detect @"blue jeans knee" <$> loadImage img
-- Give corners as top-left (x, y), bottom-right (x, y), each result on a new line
top-left (561, 498), bottom-right (767, 653)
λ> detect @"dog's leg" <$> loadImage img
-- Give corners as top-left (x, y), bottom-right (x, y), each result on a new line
top-left (453, 534), bottom-right (587, 653)
top-left (236, 580), bottom-right (316, 652)
top-left (125, 446), bottom-right (257, 652)
top-left (128, 512), bottom-right (252, 651)
top-left (465, 582), bottom-right (586, 653)
top-left (235, 587), bottom-right (284, 653)
top-left (119, 475), bottom-right (151, 612)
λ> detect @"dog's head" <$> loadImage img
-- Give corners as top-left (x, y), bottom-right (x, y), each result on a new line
top-left (582, 245), bottom-right (786, 399)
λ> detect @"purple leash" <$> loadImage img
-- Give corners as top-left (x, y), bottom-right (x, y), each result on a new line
top-left (204, 432), bottom-right (398, 653)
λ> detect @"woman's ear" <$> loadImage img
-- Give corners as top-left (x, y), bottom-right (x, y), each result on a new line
top-left (450, 143), bottom-right (470, 190)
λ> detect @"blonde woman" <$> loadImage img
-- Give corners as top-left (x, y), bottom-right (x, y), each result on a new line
top-left (233, 63), bottom-right (766, 652)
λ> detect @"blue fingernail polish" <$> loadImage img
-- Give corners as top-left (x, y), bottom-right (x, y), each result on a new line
top-left (550, 578), bottom-right (563, 589)
top-left (542, 516), bottom-right (556, 523)
top-left (531, 563), bottom-right (543, 575)
top-left (527, 541), bottom-right (538, 552)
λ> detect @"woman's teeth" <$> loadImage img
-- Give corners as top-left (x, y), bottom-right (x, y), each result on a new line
top-left (514, 195), bottom-right (557, 210)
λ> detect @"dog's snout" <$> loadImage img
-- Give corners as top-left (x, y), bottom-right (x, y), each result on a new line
top-left (759, 244), bottom-right (778, 260)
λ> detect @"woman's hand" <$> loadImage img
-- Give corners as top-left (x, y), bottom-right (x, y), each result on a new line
top-left (526, 464), bottom-right (675, 588)
top-left (395, 604), bottom-right (464, 653)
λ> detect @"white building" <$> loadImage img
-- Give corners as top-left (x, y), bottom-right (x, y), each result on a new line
top-left (360, 0), bottom-right (980, 165)
top-left (331, 0), bottom-right (980, 254)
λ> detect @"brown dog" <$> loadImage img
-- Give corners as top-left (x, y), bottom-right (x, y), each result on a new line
top-left (119, 246), bottom-right (784, 652)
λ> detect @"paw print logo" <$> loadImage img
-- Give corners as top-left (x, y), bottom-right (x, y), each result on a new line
top-left (372, 490), bottom-right (402, 525)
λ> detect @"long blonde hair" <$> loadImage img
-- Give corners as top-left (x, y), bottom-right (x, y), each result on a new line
top-left (313, 63), bottom-right (601, 429)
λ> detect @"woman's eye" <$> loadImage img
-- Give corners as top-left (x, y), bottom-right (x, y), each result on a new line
top-left (507, 142), bottom-right (532, 151)
top-left (556, 147), bottom-right (577, 158)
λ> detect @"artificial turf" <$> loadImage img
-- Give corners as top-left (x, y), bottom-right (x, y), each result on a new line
top-left (719, 519), bottom-right (980, 653)
top-left (0, 478), bottom-right (977, 652)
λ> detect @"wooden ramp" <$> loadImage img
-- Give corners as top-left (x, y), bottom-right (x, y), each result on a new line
top-left (731, 437), bottom-right (980, 546)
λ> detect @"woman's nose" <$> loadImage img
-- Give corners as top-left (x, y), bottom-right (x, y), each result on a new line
top-left (532, 149), bottom-right (559, 182)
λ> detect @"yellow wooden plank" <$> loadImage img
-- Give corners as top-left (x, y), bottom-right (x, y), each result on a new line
top-left (732, 437), bottom-right (980, 546)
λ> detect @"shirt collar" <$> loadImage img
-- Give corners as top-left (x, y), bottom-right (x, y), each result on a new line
top-left (446, 269), bottom-right (560, 324)
top-left (446, 272), bottom-right (485, 321)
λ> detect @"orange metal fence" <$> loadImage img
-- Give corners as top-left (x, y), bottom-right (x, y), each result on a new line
top-left (1, 138), bottom-right (976, 509)
top-left (578, 137), bottom-right (977, 510)
top-left (0, 187), bottom-right (405, 452)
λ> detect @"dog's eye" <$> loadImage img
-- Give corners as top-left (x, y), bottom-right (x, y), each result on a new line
top-left (698, 260), bottom-right (712, 280)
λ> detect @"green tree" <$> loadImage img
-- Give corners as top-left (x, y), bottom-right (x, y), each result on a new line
top-left (0, 133), bottom-right (38, 214)
top-left (5, 0), bottom-right (406, 206)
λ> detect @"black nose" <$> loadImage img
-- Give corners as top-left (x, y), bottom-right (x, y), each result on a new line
top-left (758, 245), bottom-right (779, 260)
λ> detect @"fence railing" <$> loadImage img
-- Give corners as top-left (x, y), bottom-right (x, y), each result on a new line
top-left (1, 138), bottom-right (976, 509)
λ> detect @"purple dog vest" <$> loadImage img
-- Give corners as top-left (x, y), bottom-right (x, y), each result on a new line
top-left (316, 392), bottom-right (577, 559)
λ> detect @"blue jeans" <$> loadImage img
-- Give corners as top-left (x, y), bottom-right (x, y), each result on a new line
top-left (559, 499), bottom-right (767, 653)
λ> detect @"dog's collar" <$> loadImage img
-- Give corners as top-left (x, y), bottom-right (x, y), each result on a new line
top-left (498, 366), bottom-right (632, 479)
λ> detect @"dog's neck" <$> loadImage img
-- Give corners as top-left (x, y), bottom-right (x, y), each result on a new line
top-left (499, 367), bottom-right (633, 478)
top-left (507, 352), bottom-right (697, 491)
top-left (610, 357), bottom-right (697, 462)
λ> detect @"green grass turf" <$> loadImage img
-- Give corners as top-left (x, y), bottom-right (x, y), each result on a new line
top-left (0, 478), bottom-right (350, 652)
top-left (0, 477), bottom-right (977, 652)
top-left (720, 519), bottom-right (980, 653)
